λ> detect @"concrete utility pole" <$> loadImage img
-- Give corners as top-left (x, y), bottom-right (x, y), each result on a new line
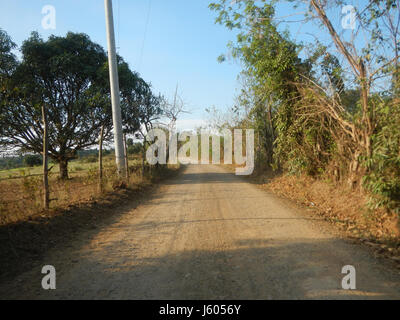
top-left (104, 0), bottom-right (126, 177)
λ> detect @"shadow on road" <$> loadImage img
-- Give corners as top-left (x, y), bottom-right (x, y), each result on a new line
top-left (13, 237), bottom-right (398, 300)
top-left (163, 170), bottom-right (241, 185)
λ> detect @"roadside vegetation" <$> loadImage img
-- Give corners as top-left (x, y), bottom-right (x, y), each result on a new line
top-left (0, 29), bottom-right (184, 225)
top-left (0, 150), bottom-right (180, 225)
top-left (209, 0), bottom-right (400, 255)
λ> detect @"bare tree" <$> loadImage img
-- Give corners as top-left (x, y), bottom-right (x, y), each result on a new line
top-left (160, 84), bottom-right (190, 163)
top-left (162, 84), bottom-right (190, 133)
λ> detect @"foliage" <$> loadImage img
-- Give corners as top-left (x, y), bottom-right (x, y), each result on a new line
top-left (210, 0), bottom-right (400, 216)
top-left (364, 100), bottom-right (400, 213)
top-left (24, 154), bottom-right (42, 167)
top-left (0, 32), bottom-right (111, 179)
top-left (0, 30), bottom-right (158, 180)
top-left (128, 142), bottom-right (143, 155)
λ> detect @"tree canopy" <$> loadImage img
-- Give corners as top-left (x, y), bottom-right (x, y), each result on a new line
top-left (0, 30), bottom-right (162, 179)
top-left (209, 0), bottom-right (400, 213)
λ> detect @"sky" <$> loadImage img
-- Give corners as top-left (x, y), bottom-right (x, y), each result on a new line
top-left (0, 0), bottom-right (243, 130)
top-left (0, 0), bottom-right (369, 130)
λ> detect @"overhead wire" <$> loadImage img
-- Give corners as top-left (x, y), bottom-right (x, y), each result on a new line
top-left (114, 0), bottom-right (120, 53)
top-left (138, 0), bottom-right (152, 73)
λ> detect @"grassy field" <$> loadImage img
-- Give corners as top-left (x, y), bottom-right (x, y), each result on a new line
top-left (0, 156), bottom-right (142, 180)
top-left (0, 154), bottom-right (165, 225)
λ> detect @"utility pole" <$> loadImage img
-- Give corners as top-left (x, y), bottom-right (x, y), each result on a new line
top-left (104, 0), bottom-right (126, 177)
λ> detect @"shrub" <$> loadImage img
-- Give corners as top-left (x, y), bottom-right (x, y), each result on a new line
top-left (82, 155), bottom-right (97, 163)
top-left (128, 142), bottom-right (143, 155)
top-left (24, 154), bottom-right (42, 167)
top-left (364, 101), bottom-right (400, 214)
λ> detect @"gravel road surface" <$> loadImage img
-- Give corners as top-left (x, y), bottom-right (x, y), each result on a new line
top-left (1, 165), bottom-right (399, 299)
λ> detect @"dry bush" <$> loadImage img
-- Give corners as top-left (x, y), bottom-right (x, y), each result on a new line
top-left (0, 162), bottom-right (158, 225)
top-left (262, 173), bottom-right (399, 241)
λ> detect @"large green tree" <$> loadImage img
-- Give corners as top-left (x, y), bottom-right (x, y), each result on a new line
top-left (210, 1), bottom-right (314, 171)
top-left (0, 29), bottom-right (18, 140)
top-left (0, 30), bottom-right (157, 179)
top-left (210, 0), bottom-right (400, 214)
top-left (0, 32), bottom-right (112, 179)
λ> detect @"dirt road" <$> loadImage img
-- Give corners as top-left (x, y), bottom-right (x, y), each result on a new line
top-left (1, 165), bottom-right (399, 299)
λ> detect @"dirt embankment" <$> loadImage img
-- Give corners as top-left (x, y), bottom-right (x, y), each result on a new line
top-left (247, 169), bottom-right (400, 267)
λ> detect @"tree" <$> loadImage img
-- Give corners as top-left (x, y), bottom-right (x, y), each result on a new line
top-left (127, 142), bottom-right (142, 155)
top-left (0, 29), bottom-right (18, 140)
top-left (210, 1), bottom-right (312, 171)
top-left (210, 0), bottom-right (400, 215)
top-left (24, 154), bottom-right (42, 167)
top-left (120, 68), bottom-right (151, 135)
top-left (116, 62), bottom-right (163, 174)
top-left (160, 85), bottom-right (190, 163)
top-left (0, 28), bottom-right (17, 80)
top-left (161, 85), bottom-right (189, 132)
top-left (0, 32), bottom-right (112, 179)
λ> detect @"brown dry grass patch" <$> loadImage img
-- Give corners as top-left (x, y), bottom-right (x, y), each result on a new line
top-left (250, 169), bottom-right (400, 266)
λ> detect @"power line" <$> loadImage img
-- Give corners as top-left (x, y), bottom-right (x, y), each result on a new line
top-left (118, 0), bottom-right (120, 51)
top-left (138, 0), bottom-right (152, 73)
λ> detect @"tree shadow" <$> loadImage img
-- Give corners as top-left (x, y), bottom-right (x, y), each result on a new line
top-left (0, 185), bottom-right (157, 284)
top-left (163, 173), bottom-right (241, 185)
top-left (4, 238), bottom-right (399, 300)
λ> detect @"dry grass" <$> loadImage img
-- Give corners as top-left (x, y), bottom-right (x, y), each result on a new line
top-left (248, 168), bottom-right (400, 265)
top-left (0, 155), bottom-right (179, 226)
top-left (261, 173), bottom-right (399, 239)
top-left (0, 162), bottom-right (182, 283)
top-left (224, 163), bottom-right (400, 264)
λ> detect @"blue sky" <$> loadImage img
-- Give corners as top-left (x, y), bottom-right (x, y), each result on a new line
top-left (0, 0), bottom-right (367, 129)
top-left (0, 0), bottom-right (244, 130)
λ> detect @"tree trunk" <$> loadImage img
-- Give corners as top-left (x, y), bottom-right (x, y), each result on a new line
top-left (98, 125), bottom-right (104, 192)
top-left (59, 158), bottom-right (69, 180)
top-left (123, 133), bottom-right (129, 181)
top-left (257, 131), bottom-right (261, 166)
top-left (166, 131), bottom-right (170, 164)
top-left (348, 150), bottom-right (361, 189)
top-left (42, 105), bottom-right (49, 210)
top-left (359, 60), bottom-right (373, 159)
top-left (142, 136), bottom-right (146, 178)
